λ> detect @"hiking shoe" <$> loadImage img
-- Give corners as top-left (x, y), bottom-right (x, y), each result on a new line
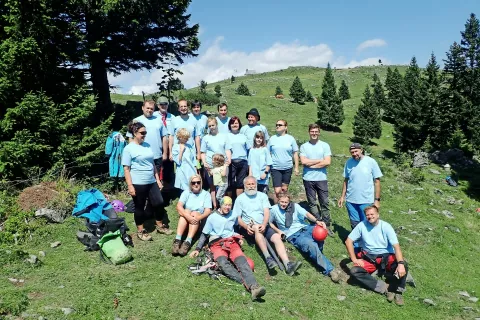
top-left (285, 261), bottom-right (302, 276)
top-left (172, 239), bottom-right (182, 256)
top-left (137, 230), bottom-right (152, 241)
top-left (156, 225), bottom-right (173, 235)
top-left (265, 257), bottom-right (278, 269)
top-left (326, 228), bottom-right (335, 237)
top-left (394, 293), bottom-right (404, 306)
top-left (329, 269), bottom-right (341, 283)
top-left (386, 292), bottom-right (395, 302)
top-left (250, 284), bottom-right (266, 301)
top-left (178, 241), bottom-right (192, 256)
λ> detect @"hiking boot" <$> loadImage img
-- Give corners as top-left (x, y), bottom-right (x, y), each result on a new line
top-left (250, 284), bottom-right (266, 301)
top-left (265, 257), bottom-right (278, 270)
top-left (329, 269), bottom-right (341, 283)
top-left (178, 241), bottom-right (192, 256)
top-left (285, 261), bottom-right (302, 276)
top-left (172, 239), bottom-right (182, 256)
top-left (137, 230), bottom-right (152, 241)
top-left (156, 225), bottom-right (173, 235)
top-left (326, 227), bottom-right (335, 237)
top-left (386, 292), bottom-right (395, 302)
top-left (394, 293), bottom-right (404, 306)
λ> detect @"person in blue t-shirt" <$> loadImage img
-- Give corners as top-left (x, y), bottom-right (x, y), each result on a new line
top-left (216, 102), bottom-right (231, 134)
top-left (122, 122), bottom-right (165, 241)
top-left (154, 98), bottom-right (175, 187)
top-left (269, 192), bottom-right (341, 280)
top-left (267, 119), bottom-right (299, 203)
top-left (346, 205), bottom-right (408, 306)
top-left (191, 100), bottom-right (208, 138)
top-left (300, 123), bottom-right (333, 235)
top-left (227, 116), bottom-right (249, 197)
top-left (338, 143), bottom-right (383, 229)
top-left (172, 128), bottom-right (197, 191)
top-left (172, 174), bottom-right (212, 257)
top-left (168, 99), bottom-right (201, 163)
top-left (240, 108), bottom-right (269, 149)
top-left (248, 131), bottom-right (272, 194)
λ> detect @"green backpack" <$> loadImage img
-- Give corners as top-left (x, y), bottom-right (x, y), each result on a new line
top-left (97, 230), bottom-right (133, 265)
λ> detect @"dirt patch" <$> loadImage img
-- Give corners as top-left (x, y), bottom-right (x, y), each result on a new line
top-left (17, 182), bottom-right (59, 212)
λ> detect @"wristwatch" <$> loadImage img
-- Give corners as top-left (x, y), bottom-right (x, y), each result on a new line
top-left (375, 197), bottom-right (381, 201)
top-left (264, 170), bottom-right (269, 174)
top-left (397, 261), bottom-right (405, 265)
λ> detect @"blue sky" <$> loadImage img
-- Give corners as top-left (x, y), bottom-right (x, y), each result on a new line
top-left (110, 0), bottom-right (479, 94)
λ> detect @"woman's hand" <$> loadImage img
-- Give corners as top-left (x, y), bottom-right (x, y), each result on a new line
top-left (128, 185), bottom-right (136, 196)
top-left (294, 168), bottom-right (300, 176)
top-left (157, 180), bottom-right (163, 190)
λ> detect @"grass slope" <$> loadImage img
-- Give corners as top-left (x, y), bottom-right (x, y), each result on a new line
top-left (2, 66), bottom-right (479, 320)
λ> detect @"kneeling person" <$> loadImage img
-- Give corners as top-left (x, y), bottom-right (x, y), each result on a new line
top-left (190, 197), bottom-right (266, 301)
top-left (345, 205), bottom-right (408, 306)
top-left (269, 192), bottom-right (340, 280)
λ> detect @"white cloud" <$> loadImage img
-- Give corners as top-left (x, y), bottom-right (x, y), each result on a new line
top-left (336, 57), bottom-right (390, 69)
top-left (356, 39), bottom-right (387, 52)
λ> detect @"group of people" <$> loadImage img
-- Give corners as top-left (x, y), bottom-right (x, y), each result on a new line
top-left (120, 99), bottom-right (409, 304)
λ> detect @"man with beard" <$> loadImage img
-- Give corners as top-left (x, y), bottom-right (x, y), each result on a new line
top-left (337, 143), bottom-right (382, 230)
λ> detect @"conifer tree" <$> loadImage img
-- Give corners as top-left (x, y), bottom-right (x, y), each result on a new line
top-left (289, 76), bottom-right (306, 103)
top-left (199, 80), bottom-right (208, 94)
top-left (317, 63), bottom-right (345, 128)
top-left (214, 84), bottom-right (222, 97)
top-left (460, 13), bottom-right (480, 105)
top-left (371, 73), bottom-right (387, 113)
top-left (305, 90), bottom-right (314, 102)
top-left (231, 75), bottom-right (235, 83)
top-left (353, 86), bottom-right (381, 144)
top-left (385, 67), bottom-right (394, 92)
top-left (338, 80), bottom-right (351, 100)
top-left (275, 86), bottom-right (283, 96)
top-left (235, 82), bottom-right (251, 96)
top-left (384, 68), bottom-right (404, 123)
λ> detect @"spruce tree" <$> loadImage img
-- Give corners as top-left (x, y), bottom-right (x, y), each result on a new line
top-left (338, 80), bottom-right (351, 100)
top-left (460, 13), bottom-right (480, 105)
top-left (371, 73), bottom-right (387, 113)
top-left (353, 86), bottom-right (381, 144)
top-left (385, 67), bottom-right (394, 91)
top-left (231, 75), bottom-right (236, 83)
top-left (199, 80), bottom-right (208, 94)
top-left (423, 53), bottom-right (445, 149)
top-left (289, 76), bottom-right (306, 103)
top-left (317, 63), bottom-right (345, 128)
top-left (305, 90), bottom-right (314, 102)
top-left (384, 68), bottom-right (404, 123)
top-left (275, 86), bottom-right (283, 96)
top-left (214, 84), bottom-right (222, 97)
top-left (235, 82), bottom-right (251, 96)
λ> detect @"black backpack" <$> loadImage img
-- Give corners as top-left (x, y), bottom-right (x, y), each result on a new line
top-left (77, 217), bottom-right (133, 251)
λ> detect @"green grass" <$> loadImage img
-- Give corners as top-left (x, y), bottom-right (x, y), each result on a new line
top-left (2, 66), bottom-right (479, 320)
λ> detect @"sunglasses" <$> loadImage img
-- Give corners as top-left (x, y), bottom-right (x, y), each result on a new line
top-left (276, 124), bottom-right (285, 127)
top-left (191, 181), bottom-right (201, 185)
top-left (138, 131), bottom-right (147, 136)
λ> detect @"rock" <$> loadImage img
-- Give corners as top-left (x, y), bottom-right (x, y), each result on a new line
top-left (413, 152), bottom-right (429, 168)
top-left (25, 254), bottom-right (38, 264)
top-left (458, 291), bottom-right (470, 298)
top-left (401, 209), bottom-right (418, 215)
top-left (334, 154), bottom-right (347, 158)
top-left (58, 285), bottom-right (65, 289)
top-left (50, 241), bottom-right (61, 248)
top-left (8, 278), bottom-right (18, 284)
top-left (414, 187), bottom-right (424, 191)
top-left (126, 282), bottom-right (132, 288)
top-left (427, 227), bottom-right (433, 231)
top-left (434, 189), bottom-right (443, 195)
top-left (388, 210), bottom-right (393, 213)
top-left (199, 303), bottom-right (210, 308)
top-left (441, 210), bottom-right (454, 219)
top-left (38, 317), bottom-right (45, 320)
top-left (468, 297), bottom-right (478, 303)
top-left (114, 318), bottom-right (123, 320)
top-left (429, 169), bottom-right (441, 174)
top-left (337, 295), bottom-right (346, 301)
top-left (463, 307), bottom-right (473, 311)
top-left (35, 208), bottom-right (67, 223)
top-left (61, 307), bottom-right (74, 315)
top-left (38, 251), bottom-right (46, 257)
top-left (423, 298), bottom-right (436, 306)
top-left (160, 249), bottom-right (167, 257)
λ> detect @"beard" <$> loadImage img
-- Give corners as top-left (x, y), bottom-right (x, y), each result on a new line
top-left (245, 189), bottom-right (257, 196)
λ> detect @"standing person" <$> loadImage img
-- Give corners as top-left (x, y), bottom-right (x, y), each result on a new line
top-left (300, 124), bottom-right (333, 235)
top-left (248, 131), bottom-right (272, 194)
top-left (268, 119), bottom-right (299, 202)
top-left (216, 103), bottom-right (231, 134)
top-left (227, 116), bottom-right (249, 198)
top-left (338, 143), bottom-right (383, 230)
top-left (240, 108), bottom-right (269, 149)
top-left (211, 154), bottom-right (228, 203)
top-left (172, 174), bottom-right (212, 256)
top-left (169, 99), bottom-right (201, 164)
top-left (154, 98), bottom-right (175, 186)
top-left (122, 122), bottom-right (165, 241)
top-left (345, 206), bottom-right (408, 306)
top-left (172, 128), bottom-right (197, 192)
top-left (201, 117), bottom-right (231, 208)
top-left (191, 100), bottom-right (208, 138)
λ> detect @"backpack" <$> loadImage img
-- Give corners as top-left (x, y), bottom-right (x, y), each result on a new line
top-left (97, 230), bottom-right (133, 265)
top-left (77, 217), bottom-right (133, 251)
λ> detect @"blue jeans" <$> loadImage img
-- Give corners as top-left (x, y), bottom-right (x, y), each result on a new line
top-left (345, 202), bottom-right (372, 229)
top-left (287, 225), bottom-right (334, 275)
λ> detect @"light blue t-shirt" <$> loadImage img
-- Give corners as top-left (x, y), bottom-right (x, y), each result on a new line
top-left (216, 116), bottom-right (231, 134)
top-left (343, 156), bottom-right (383, 204)
top-left (172, 143), bottom-right (197, 191)
top-left (248, 147), bottom-right (272, 185)
top-left (169, 114), bottom-right (200, 150)
top-left (193, 114), bottom-right (208, 138)
top-left (121, 142), bottom-right (156, 185)
top-left (300, 140), bottom-right (332, 181)
top-left (203, 210), bottom-right (238, 239)
top-left (233, 192), bottom-right (270, 225)
top-left (153, 111), bottom-right (173, 130)
top-left (200, 133), bottom-right (230, 167)
top-left (179, 189), bottom-right (212, 213)
top-left (227, 132), bottom-right (248, 160)
top-left (240, 124), bottom-right (270, 149)
top-left (348, 220), bottom-right (398, 255)
top-left (268, 134), bottom-right (299, 170)
top-left (134, 115), bottom-right (168, 159)
top-left (269, 203), bottom-right (309, 238)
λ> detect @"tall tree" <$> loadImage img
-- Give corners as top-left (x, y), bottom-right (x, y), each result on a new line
top-left (383, 67), bottom-right (404, 123)
top-left (236, 82), bottom-right (251, 96)
top-left (460, 13), bottom-right (480, 105)
top-left (214, 84), bottom-right (222, 97)
top-left (231, 75), bottom-right (235, 83)
top-left (305, 90), bottom-right (314, 102)
top-left (353, 86), bottom-right (381, 144)
top-left (199, 80), bottom-right (208, 94)
top-left (422, 53), bottom-right (444, 148)
top-left (371, 73), bottom-right (387, 113)
top-left (289, 76), bottom-right (306, 103)
top-left (317, 63), bottom-right (344, 128)
top-left (275, 86), bottom-right (283, 96)
top-left (338, 80), bottom-right (351, 100)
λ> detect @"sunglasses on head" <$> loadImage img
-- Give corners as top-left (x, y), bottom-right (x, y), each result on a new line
top-left (191, 181), bottom-right (201, 185)
top-left (138, 131), bottom-right (147, 135)
top-left (276, 123), bottom-right (285, 127)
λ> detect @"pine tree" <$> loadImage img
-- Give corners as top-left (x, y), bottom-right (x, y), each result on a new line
top-left (353, 86), bottom-right (381, 144)
top-left (460, 13), bottom-right (480, 105)
top-left (235, 82), bottom-right (251, 96)
top-left (199, 80), bottom-right (208, 94)
top-left (214, 85), bottom-right (222, 97)
top-left (317, 63), bottom-right (345, 128)
top-left (385, 67), bottom-right (394, 91)
top-left (275, 86), bottom-right (283, 96)
top-left (384, 68), bottom-right (404, 123)
top-left (371, 73), bottom-right (387, 113)
top-left (231, 75), bottom-right (235, 83)
top-left (305, 90), bottom-right (314, 102)
top-left (338, 80), bottom-right (351, 100)
top-left (289, 76), bottom-right (306, 103)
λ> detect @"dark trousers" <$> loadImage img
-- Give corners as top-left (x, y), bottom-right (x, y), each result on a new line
top-left (303, 180), bottom-right (330, 225)
top-left (132, 183), bottom-right (164, 226)
top-left (216, 256), bottom-right (258, 290)
top-left (161, 158), bottom-right (175, 185)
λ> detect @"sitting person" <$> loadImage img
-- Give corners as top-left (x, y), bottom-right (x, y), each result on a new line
top-left (172, 174), bottom-right (212, 257)
top-left (345, 205), bottom-right (408, 306)
top-left (234, 176), bottom-right (298, 274)
top-left (190, 197), bottom-right (266, 301)
top-left (269, 192), bottom-right (340, 281)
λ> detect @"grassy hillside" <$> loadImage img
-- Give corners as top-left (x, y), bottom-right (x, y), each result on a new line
top-left (2, 66), bottom-right (479, 320)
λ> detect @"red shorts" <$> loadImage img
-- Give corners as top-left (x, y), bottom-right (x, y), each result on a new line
top-left (210, 236), bottom-right (245, 262)
top-left (356, 251), bottom-right (396, 274)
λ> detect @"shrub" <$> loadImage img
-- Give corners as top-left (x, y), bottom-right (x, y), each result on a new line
top-left (179, 91), bottom-right (220, 106)
top-left (235, 83), bottom-right (251, 96)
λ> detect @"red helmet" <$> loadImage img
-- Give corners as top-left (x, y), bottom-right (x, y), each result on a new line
top-left (312, 225), bottom-right (328, 242)
top-left (246, 257), bottom-right (255, 271)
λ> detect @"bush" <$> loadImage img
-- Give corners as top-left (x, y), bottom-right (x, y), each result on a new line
top-left (401, 168), bottom-right (425, 185)
top-left (179, 91), bottom-right (220, 106)
top-left (235, 83), bottom-right (251, 96)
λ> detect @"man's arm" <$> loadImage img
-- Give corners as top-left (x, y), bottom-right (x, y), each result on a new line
top-left (169, 136), bottom-right (174, 160)
top-left (258, 207), bottom-right (270, 233)
top-left (309, 156), bottom-right (331, 169)
top-left (374, 178), bottom-right (381, 208)
top-left (338, 178), bottom-right (348, 208)
top-left (300, 155), bottom-right (322, 167)
top-left (345, 237), bottom-right (364, 267)
top-left (195, 136), bottom-right (201, 161)
top-left (393, 243), bottom-right (406, 277)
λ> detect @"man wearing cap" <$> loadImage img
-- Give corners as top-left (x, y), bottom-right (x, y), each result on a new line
top-left (216, 103), bottom-right (231, 134)
top-left (240, 108), bottom-right (269, 149)
top-left (338, 143), bottom-right (382, 230)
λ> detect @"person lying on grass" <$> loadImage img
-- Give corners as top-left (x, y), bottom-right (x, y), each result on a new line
top-left (268, 192), bottom-right (341, 281)
top-left (190, 196), bottom-right (266, 301)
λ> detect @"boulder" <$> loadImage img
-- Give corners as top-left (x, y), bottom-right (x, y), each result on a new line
top-left (35, 208), bottom-right (67, 223)
top-left (413, 152), bottom-right (429, 168)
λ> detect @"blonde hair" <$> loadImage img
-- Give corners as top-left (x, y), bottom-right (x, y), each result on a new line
top-left (277, 192), bottom-right (291, 201)
top-left (176, 128), bottom-right (190, 143)
top-left (253, 131), bottom-right (266, 148)
top-left (212, 154), bottom-right (225, 167)
top-left (207, 116), bottom-right (218, 126)
top-left (189, 174), bottom-right (203, 192)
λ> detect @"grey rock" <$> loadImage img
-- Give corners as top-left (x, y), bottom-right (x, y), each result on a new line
top-left (434, 189), bottom-right (443, 195)
top-left (126, 282), bottom-right (132, 288)
top-left (50, 241), bottom-right (61, 248)
top-left (423, 298), bottom-right (436, 306)
top-left (468, 297), bottom-right (478, 303)
top-left (414, 187), bottom-right (424, 191)
top-left (441, 210), bottom-right (454, 219)
top-left (458, 291), bottom-right (471, 298)
top-left (388, 210), bottom-right (393, 213)
top-left (160, 249), bottom-right (167, 257)
top-left (199, 303), bottom-right (210, 308)
top-left (463, 307), bottom-right (473, 311)
top-left (38, 251), bottom-right (46, 257)
top-left (61, 308), bottom-right (74, 315)
top-left (337, 295), bottom-right (346, 301)
top-left (35, 208), bottom-right (67, 223)
top-left (429, 169), bottom-right (441, 174)
top-left (38, 317), bottom-right (45, 320)
top-left (413, 152), bottom-right (429, 168)
top-left (25, 254), bottom-right (38, 264)
top-left (114, 318), bottom-right (124, 320)
top-left (58, 285), bottom-right (65, 289)
top-left (410, 231), bottom-right (419, 235)
top-left (427, 228), bottom-right (433, 231)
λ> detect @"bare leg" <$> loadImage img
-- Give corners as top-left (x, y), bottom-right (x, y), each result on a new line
top-left (176, 216), bottom-right (188, 236)
top-left (270, 233), bottom-right (289, 266)
top-left (252, 225), bottom-right (268, 254)
top-left (187, 223), bottom-right (199, 239)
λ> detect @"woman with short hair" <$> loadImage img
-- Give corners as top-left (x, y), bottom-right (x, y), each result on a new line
top-left (227, 116), bottom-right (249, 198)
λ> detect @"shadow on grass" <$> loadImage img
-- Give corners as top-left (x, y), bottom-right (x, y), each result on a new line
top-left (317, 123), bottom-right (343, 133)
top-left (455, 165), bottom-right (480, 201)
top-left (333, 223), bottom-right (351, 243)
top-left (381, 149), bottom-right (397, 160)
